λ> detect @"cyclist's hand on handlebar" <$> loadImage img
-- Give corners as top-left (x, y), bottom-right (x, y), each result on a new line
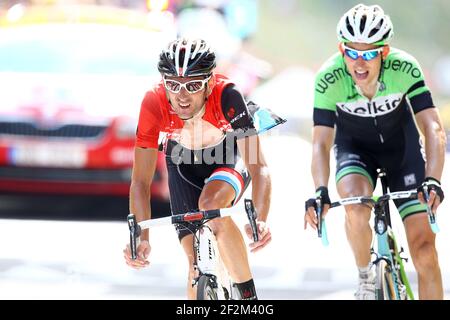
top-left (123, 240), bottom-right (150, 269)
top-left (245, 221), bottom-right (271, 253)
top-left (304, 186), bottom-right (331, 230)
top-left (417, 177), bottom-right (445, 213)
top-left (304, 203), bottom-right (330, 230)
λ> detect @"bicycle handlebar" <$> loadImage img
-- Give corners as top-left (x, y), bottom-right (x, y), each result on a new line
top-left (315, 189), bottom-right (439, 246)
top-left (330, 190), bottom-right (418, 208)
top-left (127, 199), bottom-right (260, 260)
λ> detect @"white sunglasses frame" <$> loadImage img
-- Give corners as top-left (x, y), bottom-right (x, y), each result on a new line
top-left (342, 44), bottom-right (384, 61)
top-left (163, 76), bottom-right (211, 94)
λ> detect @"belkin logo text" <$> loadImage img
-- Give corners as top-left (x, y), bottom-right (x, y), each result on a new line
top-left (336, 93), bottom-right (403, 117)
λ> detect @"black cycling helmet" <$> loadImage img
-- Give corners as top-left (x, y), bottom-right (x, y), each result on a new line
top-left (158, 38), bottom-right (216, 77)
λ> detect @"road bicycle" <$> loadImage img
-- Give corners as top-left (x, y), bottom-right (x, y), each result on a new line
top-left (315, 169), bottom-right (439, 300)
top-left (127, 198), bottom-right (259, 300)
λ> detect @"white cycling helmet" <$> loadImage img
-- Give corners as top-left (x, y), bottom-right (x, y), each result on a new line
top-left (337, 4), bottom-right (393, 45)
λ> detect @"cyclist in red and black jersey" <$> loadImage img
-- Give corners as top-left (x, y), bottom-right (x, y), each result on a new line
top-left (123, 38), bottom-right (285, 299)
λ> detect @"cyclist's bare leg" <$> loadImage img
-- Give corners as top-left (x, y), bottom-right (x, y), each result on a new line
top-left (180, 234), bottom-right (197, 299)
top-left (337, 174), bottom-right (373, 268)
top-left (198, 180), bottom-right (253, 283)
top-left (404, 213), bottom-right (443, 299)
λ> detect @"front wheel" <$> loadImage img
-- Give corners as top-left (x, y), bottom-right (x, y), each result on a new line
top-left (375, 259), bottom-right (396, 300)
top-left (196, 274), bottom-right (219, 300)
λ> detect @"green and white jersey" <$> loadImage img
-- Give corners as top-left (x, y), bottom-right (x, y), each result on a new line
top-left (313, 48), bottom-right (434, 143)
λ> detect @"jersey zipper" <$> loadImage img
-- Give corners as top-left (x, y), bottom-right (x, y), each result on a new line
top-left (373, 117), bottom-right (384, 143)
top-left (355, 83), bottom-right (385, 144)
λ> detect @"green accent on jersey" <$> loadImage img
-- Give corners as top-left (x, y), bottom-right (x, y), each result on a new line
top-left (398, 200), bottom-right (427, 219)
top-left (335, 166), bottom-right (374, 188)
top-left (408, 86), bottom-right (429, 99)
top-left (314, 48), bottom-right (431, 113)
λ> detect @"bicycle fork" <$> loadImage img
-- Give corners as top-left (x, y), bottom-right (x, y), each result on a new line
top-left (192, 227), bottom-right (231, 299)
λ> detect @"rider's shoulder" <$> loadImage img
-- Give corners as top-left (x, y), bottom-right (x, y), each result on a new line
top-left (140, 83), bottom-right (166, 109)
top-left (315, 52), bottom-right (348, 84)
top-left (314, 53), bottom-right (348, 96)
top-left (383, 48), bottom-right (425, 82)
top-left (214, 73), bottom-right (235, 94)
top-left (316, 52), bottom-right (345, 74)
top-left (384, 47), bottom-right (423, 72)
top-left (385, 47), bottom-right (419, 62)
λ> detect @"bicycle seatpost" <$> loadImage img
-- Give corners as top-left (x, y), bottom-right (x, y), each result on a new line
top-left (244, 199), bottom-right (259, 242)
top-left (127, 214), bottom-right (141, 260)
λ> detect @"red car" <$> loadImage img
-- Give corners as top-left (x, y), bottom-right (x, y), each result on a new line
top-left (0, 5), bottom-right (172, 200)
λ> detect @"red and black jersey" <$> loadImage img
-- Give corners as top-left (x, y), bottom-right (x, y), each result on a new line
top-left (135, 74), bottom-right (256, 149)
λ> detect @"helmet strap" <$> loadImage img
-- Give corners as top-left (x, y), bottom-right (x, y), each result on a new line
top-left (378, 52), bottom-right (387, 91)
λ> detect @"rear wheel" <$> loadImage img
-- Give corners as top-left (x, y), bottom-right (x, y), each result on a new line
top-left (376, 260), bottom-right (396, 300)
top-left (196, 275), bottom-right (219, 300)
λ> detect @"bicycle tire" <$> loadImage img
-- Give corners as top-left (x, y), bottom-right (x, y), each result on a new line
top-left (196, 275), bottom-right (219, 300)
top-left (376, 260), bottom-right (396, 300)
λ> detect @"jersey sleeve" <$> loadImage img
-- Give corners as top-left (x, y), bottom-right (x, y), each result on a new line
top-left (135, 91), bottom-right (162, 149)
top-left (221, 85), bottom-right (286, 138)
top-left (221, 85), bottom-right (256, 135)
top-left (313, 59), bottom-right (340, 128)
top-left (396, 52), bottom-right (435, 114)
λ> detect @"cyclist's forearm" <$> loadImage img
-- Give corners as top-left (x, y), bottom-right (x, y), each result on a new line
top-left (311, 144), bottom-right (331, 188)
top-left (250, 166), bottom-right (271, 222)
top-left (423, 124), bottom-right (446, 180)
top-left (129, 181), bottom-right (152, 241)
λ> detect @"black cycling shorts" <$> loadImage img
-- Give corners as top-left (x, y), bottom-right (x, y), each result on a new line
top-left (334, 120), bottom-right (427, 220)
top-left (164, 134), bottom-right (251, 240)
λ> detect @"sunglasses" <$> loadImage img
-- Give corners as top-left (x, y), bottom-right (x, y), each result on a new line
top-left (343, 44), bottom-right (383, 61)
top-left (163, 76), bottom-right (210, 94)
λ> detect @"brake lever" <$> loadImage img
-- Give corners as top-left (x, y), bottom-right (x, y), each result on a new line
top-left (127, 214), bottom-right (141, 260)
top-left (244, 199), bottom-right (259, 242)
top-left (315, 199), bottom-right (329, 246)
top-left (422, 185), bottom-right (440, 234)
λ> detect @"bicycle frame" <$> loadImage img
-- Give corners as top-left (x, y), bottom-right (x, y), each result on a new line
top-left (127, 198), bottom-right (259, 300)
top-left (371, 171), bottom-right (413, 300)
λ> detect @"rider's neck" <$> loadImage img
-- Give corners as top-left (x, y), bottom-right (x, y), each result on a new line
top-left (356, 81), bottom-right (379, 100)
top-left (183, 104), bottom-right (206, 126)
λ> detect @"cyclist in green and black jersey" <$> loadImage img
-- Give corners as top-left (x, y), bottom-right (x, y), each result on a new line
top-left (304, 4), bottom-right (446, 300)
